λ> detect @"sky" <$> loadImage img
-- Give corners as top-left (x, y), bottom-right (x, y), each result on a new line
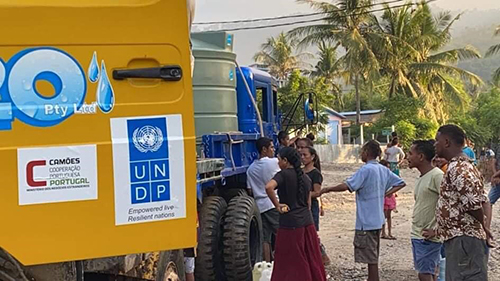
top-left (195, 0), bottom-right (500, 22)
top-left (193, 0), bottom-right (500, 64)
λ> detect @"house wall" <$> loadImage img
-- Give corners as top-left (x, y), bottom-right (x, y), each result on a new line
top-left (315, 144), bottom-right (361, 164)
top-left (327, 115), bottom-right (343, 145)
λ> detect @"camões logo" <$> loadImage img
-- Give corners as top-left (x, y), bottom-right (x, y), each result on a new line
top-left (25, 157), bottom-right (89, 190)
top-left (26, 160), bottom-right (47, 187)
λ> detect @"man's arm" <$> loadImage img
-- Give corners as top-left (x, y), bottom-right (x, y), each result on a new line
top-left (468, 208), bottom-right (484, 223)
top-left (492, 169), bottom-right (500, 184)
top-left (265, 180), bottom-right (279, 209)
top-left (385, 183), bottom-right (406, 197)
top-left (455, 161), bottom-right (494, 240)
top-left (468, 202), bottom-right (494, 241)
top-left (311, 183), bottom-right (321, 198)
top-left (322, 168), bottom-right (367, 195)
top-left (468, 208), bottom-right (488, 233)
top-left (321, 183), bottom-right (349, 195)
top-left (385, 169), bottom-right (406, 195)
top-left (398, 148), bottom-right (406, 164)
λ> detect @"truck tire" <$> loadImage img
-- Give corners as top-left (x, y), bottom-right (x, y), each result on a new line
top-left (223, 196), bottom-right (262, 281)
top-left (0, 248), bottom-right (35, 281)
top-left (156, 250), bottom-right (185, 281)
top-left (195, 196), bottom-right (227, 281)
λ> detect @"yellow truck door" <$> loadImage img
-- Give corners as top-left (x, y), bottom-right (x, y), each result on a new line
top-left (0, 0), bottom-right (197, 265)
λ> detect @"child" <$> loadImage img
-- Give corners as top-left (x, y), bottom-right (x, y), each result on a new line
top-left (379, 160), bottom-right (397, 240)
top-left (384, 137), bottom-right (405, 175)
top-left (278, 131), bottom-right (299, 150)
top-left (321, 140), bottom-right (406, 281)
top-left (265, 147), bottom-right (326, 281)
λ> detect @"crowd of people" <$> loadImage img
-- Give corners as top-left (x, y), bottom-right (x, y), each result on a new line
top-left (246, 124), bottom-right (495, 281)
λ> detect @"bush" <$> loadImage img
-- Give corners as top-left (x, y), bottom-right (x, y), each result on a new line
top-left (413, 118), bottom-right (438, 140)
top-left (395, 120), bottom-right (416, 149)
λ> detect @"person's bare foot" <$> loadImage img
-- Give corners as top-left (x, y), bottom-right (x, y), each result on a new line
top-left (381, 234), bottom-right (389, 239)
top-left (322, 254), bottom-right (331, 266)
top-left (388, 235), bottom-right (397, 240)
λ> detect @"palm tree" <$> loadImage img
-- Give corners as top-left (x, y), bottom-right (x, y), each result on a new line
top-left (253, 32), bottom-right (312, 81)
top-left (289, 0), bottom-right (380, 125)
top-left (312, 42), bottom-right (344, 108)
top-left (369, 1), bottom-right (482, 122)
top-left (486, 25), bottom-right (500, 86)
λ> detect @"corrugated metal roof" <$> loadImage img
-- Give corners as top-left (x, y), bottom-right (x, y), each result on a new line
top-left (339, 109), bottom-right (383, 116)
top-left (323, 107), bottom-right (346, 119)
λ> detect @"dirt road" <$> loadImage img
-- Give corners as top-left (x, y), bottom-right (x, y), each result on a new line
top-left (319, 163), bottom-right (500, 281)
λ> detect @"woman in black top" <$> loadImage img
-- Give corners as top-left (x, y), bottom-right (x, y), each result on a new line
top-left (265, 147), bottom-right (326, 281)
top-left (302, 147), bottom-right (322, 231)
top-left (302, 146), bottom-right (331, 266)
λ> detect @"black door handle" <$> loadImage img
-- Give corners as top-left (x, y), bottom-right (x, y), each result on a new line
top-left (113, 66), bottom-right (182, 81)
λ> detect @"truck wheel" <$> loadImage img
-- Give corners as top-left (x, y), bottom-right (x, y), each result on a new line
top-left (223, 196), bottom-right (262, 281)
top-left (195, 196), bottom-right (227, 281)
top-left (0, 248), bottom-right (33, 281)
top-left (156, 250), bottom-right (185, 281)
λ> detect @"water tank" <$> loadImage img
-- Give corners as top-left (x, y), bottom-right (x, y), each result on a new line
top-left (191, 32), bottom-right (238, 140)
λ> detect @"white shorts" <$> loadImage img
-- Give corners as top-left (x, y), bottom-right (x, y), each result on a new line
top-left (184, 257), bottom-right (195, 274)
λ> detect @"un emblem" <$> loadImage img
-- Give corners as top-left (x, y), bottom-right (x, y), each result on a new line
top-left (132, 125), bottom-right (164, 153)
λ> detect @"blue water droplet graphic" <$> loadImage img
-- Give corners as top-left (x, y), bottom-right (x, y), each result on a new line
top-left (96, 61), bottom-right (115, 113)
top-left (22, 79), bottom-right (32, 91)
top-left (88, 51), bottom-right (100, 83)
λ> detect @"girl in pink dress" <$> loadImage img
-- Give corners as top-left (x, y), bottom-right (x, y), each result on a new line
top-left (380, 160), bottom-right (397, 240)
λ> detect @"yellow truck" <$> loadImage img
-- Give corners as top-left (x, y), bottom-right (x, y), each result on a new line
top-left (0, 1), bottom-right (317, 280)
top-left (0, 1), bottom-right (197, 280)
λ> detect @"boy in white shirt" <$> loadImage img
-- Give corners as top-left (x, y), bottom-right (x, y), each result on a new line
top-left (247, 137), bottom-right (281, 262)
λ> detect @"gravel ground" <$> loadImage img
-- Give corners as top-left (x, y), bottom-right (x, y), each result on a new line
top-left (318, 163), bottom-right (500, 281)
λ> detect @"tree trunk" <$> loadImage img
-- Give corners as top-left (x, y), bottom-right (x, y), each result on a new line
top-left (355, 74), bottom-right (361, 125)
top-left (389, 75), bottom-right (396, 99)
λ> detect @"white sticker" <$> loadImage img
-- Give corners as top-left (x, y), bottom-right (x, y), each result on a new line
top-left (110, 115), bottom-right (186, 226)
top-left (17, 145), bottom-right (98, 205)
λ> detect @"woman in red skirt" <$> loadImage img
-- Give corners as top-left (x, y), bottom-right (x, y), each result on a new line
top-left (265, 147), bottom-right (326, 281)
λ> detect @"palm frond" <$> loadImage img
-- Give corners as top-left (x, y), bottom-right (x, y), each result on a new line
top-left (429, 46), bottom-right (481, 63)
top-left (288, 24), bottom-right (341, 48)
top-left (434, 11), bottom-right (453, 30)
top-left (493, 67), bottom-right (500, 87)
top-left (486, 44), bottom-right (500, 58)
top-left (367, 32), bottom-right (421, 60)
top-left (439, 13), bottom-right (461, 35)
top-left (437, 74), bottom-right (468, 108)
top-left (410, 62), bottom-right (484, 86)
top-left (368, 13), bottom-right (384, 33)
top-left (253, 52), bottom-right (277, 64)
top-left (296, 0), bottom-right (340, 14)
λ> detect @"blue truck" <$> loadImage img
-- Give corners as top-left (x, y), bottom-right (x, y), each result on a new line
top-left (192, 32), bottom-right (316, 281)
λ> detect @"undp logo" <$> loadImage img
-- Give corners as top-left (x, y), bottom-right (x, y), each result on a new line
top-left (127, 118), bottom-right (170, 204)
top-left (132, 125), bottom-right (164, 153)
